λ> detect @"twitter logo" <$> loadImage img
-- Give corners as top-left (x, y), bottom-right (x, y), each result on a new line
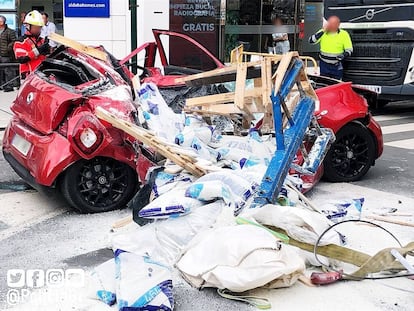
top-left (7, 269), bottom-right (25, 288)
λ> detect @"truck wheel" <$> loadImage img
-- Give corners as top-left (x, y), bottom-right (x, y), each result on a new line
top-left (61, 157), bottom-right (138, 213)
top-left (323, 123), bottom-right (376, 182)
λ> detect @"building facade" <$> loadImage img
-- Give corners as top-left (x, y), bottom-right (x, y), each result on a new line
top-left (1, 1), bottom-right (321, 60)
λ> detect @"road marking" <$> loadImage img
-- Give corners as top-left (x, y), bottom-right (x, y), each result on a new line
top-left (385, 138), bottom-right (414, 150)
top-left (381, 122), bottom-right (414, 135)
top-left (374, 115), bottom-right (414, 122)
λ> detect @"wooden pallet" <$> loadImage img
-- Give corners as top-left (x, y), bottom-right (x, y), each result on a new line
top-left (95, 107), bottom-right (212, 177)
top-left (180, 51), bottom-right (318, 131)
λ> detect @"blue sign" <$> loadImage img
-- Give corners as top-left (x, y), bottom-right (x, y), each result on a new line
top-left (64, 0), bottom-right (110, 18)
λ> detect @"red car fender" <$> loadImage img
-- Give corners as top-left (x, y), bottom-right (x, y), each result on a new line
top-left (367, 115), bottom-right (384, 158)
top-left (316, 82), bottom-right (369, 133)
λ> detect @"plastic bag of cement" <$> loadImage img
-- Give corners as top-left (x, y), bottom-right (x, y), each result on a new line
top-left (152, 171), bottom-right (194, 199)
top-left (89, 259), bottom-right (117, 306)
top-left (175, 126), bottom-right (214, 147)
top-left (320, 198), bottom-right (364, 223)
top-left (115, 250), bottom-right (174, 311)
top-left (190, 171), bottom-right (255, 215)
top-left (112, 201), bottom-right (225, 266)
top-left (218, 150), bottom-right (271, 170)
top-left (139, 189), bottom-right (203, 219)
top-left (190, 137), bottom-right (216, 161)
top-left (138, 83), bottom-right (184, 142)
top-left (242, 204), bottom-right (339, 246)
top-left (185, 180), bottom-right (246, 214)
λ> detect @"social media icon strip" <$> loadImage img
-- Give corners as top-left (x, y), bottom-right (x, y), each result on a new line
top-left (7, 270), bottom-right (25, 288)
top-left (46, 269), bottom-right (65, 287)
top-left (26, 270), bottom-right (45, 288)
top-left (65, 269), bottom-right (85, 288)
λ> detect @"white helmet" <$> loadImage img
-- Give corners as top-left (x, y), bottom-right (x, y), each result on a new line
top-left (24, 10), bottom-right (44, 27)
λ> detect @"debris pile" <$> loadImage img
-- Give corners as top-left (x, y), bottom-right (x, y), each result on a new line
top-left (88, 54), bottom-right (414, 311)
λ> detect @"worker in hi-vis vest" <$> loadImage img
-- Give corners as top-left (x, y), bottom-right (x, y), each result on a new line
top-left (309, 16), bottom-right (353, 80)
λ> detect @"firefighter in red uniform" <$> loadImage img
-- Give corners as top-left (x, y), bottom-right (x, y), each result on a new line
top-left (13, 10), bottom-right (50, 79)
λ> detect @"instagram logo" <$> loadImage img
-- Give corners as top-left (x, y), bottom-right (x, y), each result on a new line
top-left (46, 269), bottom-right (64, 287)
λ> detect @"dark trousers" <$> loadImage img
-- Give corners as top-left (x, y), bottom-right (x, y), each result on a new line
top-left (0, 56), bottom-right (15, 90)
top-left (320, 60), bottom-right (343, 80)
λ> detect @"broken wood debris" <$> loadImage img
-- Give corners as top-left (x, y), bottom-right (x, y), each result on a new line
top-left (180, 51), bottom-right (318, 131)
top-left (95, 107), bottom-right (213, 177)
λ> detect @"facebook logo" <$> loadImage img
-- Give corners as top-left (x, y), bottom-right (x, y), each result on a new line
top-left (26, 270), bottom-right (45, 288)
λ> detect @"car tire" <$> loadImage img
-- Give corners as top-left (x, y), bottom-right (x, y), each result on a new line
top-left (61, 157), bottom-right (138, 213)
top-left (323, 123), bottom-right (376, 182)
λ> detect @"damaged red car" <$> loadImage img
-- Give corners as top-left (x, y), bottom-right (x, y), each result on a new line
top-left (2, 47), bottom-right (154, 213)
top-left (2, 30), bottom-right (383, 213)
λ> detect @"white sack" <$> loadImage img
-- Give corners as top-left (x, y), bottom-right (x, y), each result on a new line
top-left (176, 225), bottom-right (305, 292)
top-left (139, 189), bottom-right (203, 219)
top-left (138, 83), bottom-right (184, 143)
top-left (88, 259), bottom-right (117, 306)
top-left (112, 201), bottom-right (225, 265)
top-left (115, 250), bottom-right (174, 310)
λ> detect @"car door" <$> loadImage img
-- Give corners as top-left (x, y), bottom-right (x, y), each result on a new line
top-left (152, 29), bottom-right (224, 77)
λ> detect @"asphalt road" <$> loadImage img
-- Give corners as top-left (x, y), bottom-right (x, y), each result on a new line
top-left (0, 99), bottom-right (413, 310)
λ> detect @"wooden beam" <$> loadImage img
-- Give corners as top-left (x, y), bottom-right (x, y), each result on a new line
top-left (95, 107), bottom-right (207, 177)
top-left (49, 33), bottom-right (108, 61)
top-left (234, 63), bottom-right (248, 109)
top-left (273, 52), bottom-right (297, 96)
top-left (186, 104), bottom-right (243, 115)
top-left (175, 61), bottom-right (260, 85)
top-left (185, 88), bottom-right (262, 107)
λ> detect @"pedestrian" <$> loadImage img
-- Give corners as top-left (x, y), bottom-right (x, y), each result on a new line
top-left (19, 12), bottom-right (26, 37)
top-left (270, 17), bottom-right (290, 55)
top-left (14, 10), bottom-right (50, 80)
top-left (40, 12), bottom-right (57, 51)
top-left (0, 15), bottom-right (17, 92)
top-left (309, 16), bottom-right (353, 80)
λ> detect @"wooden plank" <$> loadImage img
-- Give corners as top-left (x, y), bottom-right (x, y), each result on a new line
top-left (181, 67), bottom-right (263, 87)
top-left (185, 88), bottom-right (262, 107)
top-left (367, 215), bottom-right (414, 228)
top-left (49, 33), bottom-right (108, 61)
top-left (234, 63), bottom-right (248, 109)
top-left (230, 44), bottom-right (244, 63)
top-left (95, 107), bottom-right (207, 177)
top-left (264, 58), bottom-right (273, 107)
top-left (175, 61), bottom-right (262, 85)
top-left (273, 52), bottom-right (297, 96)
top-left (261, 58), bottom-right (270, 107)
top-left (175, 65), bottom-right (239, 84)
top-left (202, 104), bottom-right (243, 114)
